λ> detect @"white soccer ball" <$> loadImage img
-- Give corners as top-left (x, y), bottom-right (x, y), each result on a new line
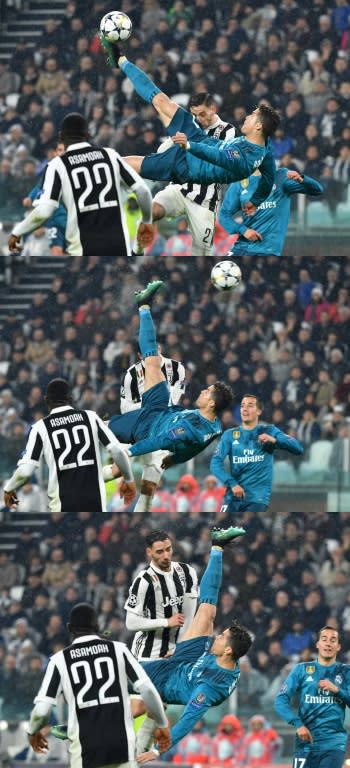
top-left (211, 259), bottom-right (242, 291)
top-left (100, 11), bottom-right (133, 43)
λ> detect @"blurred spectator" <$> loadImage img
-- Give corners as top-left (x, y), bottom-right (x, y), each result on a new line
top-left (173, 719), bottom-right (212, 765)
top-left (209, 714), bottom-right (245, 766)
top-left (170, 473), bottom-right (200, 513)
top-left (237, 714), bottom-right (283, 766)
top-left (281, 616), bottom-right (314, 657)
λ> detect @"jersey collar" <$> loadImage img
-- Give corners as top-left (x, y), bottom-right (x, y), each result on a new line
top-left (72, 634), bottom-right (102, 643)
top-left (66, 141), bottom-right (92, 151)
top-left (50, 405), bottom-right (75, 413)
top-left (150, 561), bottom-right (175, 575)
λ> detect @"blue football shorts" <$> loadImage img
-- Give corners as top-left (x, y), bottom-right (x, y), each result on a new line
top-left (141, 636), bottom-right (211, 691)
top-left (109, 381), bottom-right (170, 443)
top-left (141, 107), bottom-right (206, 183)
top-left (220, 499), bottom-right (268, 514)
top-left (293, 748), bottom-right (345, 768)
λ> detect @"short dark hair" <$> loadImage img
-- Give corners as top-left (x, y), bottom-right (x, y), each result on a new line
top-left (46, 378), bottom-right (71, 405)
top-left (242, 393), bottom-right (263, 412)
top-left (227, 620), bottom-right (252, 661)
top-left (188, 92), bottom-right (215, 109)
top-left (145, 530), bottom-right (172, 548)
top-left (317, 625), bottom-right (341, 643)
top-left (212, 381), bottom-right (233, 414)
top-left (59, 112), bottom-right (90, 142)
top-left (69, 602), bottom-right (98, 631)
top-left (257, 103), bottom-right (280, 138)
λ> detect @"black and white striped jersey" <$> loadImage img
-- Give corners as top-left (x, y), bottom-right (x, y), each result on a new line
top-left (33, 635), bottom-right (150, 768)
top-left (179, 118), bottom-right (236, 211)
top-left (15, 405), bottom-right (117, 513)
top-left (120, 357), bottom-right (186, 414)
top-left (124, 561), bottom-right (198, 659)
top-left (33, 142), bottom-right (145, 257)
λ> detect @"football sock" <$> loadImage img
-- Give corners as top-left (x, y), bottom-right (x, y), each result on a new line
top-left (134, 493), bottom-right (154, 513)
top-left (138, 307), bottom-right (158, 356)
top-left (198, 548), bottom-right (222, 606)
top-left (120, 60), bottom-right (161, 104)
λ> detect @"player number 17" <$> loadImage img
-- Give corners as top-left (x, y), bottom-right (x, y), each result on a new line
top-left (293, 759), bottom-right (306, 768)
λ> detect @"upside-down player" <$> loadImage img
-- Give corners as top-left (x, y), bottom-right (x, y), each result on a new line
top-left (101, 40), bottom-right (280, 213)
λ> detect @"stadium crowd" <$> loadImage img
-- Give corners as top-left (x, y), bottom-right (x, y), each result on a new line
top-left (0, 0), bottom-right (350, 252)
top-left (1, 508), bottom-right (350, 745)
top-left (1, 252), bottom-right (350, 506)
top-left (1, 2), bottom-right (350, 762)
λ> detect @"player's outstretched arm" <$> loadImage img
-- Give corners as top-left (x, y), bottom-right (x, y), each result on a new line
top-left (262, 427), bottom-right (304, 455)
top-left (186, 138), bottom-right (243, 172)
top-left (210, 433), bottom-right (235, 488)
top-left (219, 183), bottom-right (246, 235)
top-left (249, 150), bottom-right (276, 208)
top-left (283, 171), bottom-right (324, 197)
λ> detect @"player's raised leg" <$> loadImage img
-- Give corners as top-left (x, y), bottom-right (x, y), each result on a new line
top-left (181, 525), bottom-right (245, 642)
top-left (135, 281), bottom-right (165, 391)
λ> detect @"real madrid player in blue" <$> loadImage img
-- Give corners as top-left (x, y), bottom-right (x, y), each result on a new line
top-left (101, 39), bottom-right (280, 212)
top-left (274, 625), bottom-right (350, 768)
top-left (134, 524), bottom-right (251, 762)
top-left (109, 281), bottom-right (233, 467)
top-left (219, 168), bottom-right (324, 257)
top-left (210, 394), bottom-right (304, 515)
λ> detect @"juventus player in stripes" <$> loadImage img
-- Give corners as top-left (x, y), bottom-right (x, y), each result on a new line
top-left (133, 93), bottom-right (235, 256)
top-left (8, 113), bottom-right (154, 258)
top-left (120, 346), bottom-right (186, 512)
top-left (27, 602), bottom-right (171, 767)
top-left (125, 530), bottom-right (198, 660)
top-left (131, 524), bottom-right (251, 762)
top-left (3, 378), bottom-right (136, 513)
top-left (109, 281), bottom-right (233, 466)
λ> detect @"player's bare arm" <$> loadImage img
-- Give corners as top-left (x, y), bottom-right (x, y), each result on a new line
top-left (28, 731), bottom-right (49, 753)
top-left (137, 222), bottom-right (154, 247)
top-left (243, 228), bottom-right (263, 242)
top-left (287, 170), bottom-right (304, 182)
top-left (241, 200), bottom-right (257, 216)
top-left (319, 679), bottom-right (340, 693)
top-left (258, 433), bottom-right (277, 444)
top-left (296, 725), bottom-right (313, 743)
top-left (232, 484), bottom-right (245, 498)
top-left (8, 234), bottom-right (22, 252)
top-left (3, 490), bottom-right (19, 507)
top-left (172, 131), bottom-right (188, 147)
top-left (119, 479), bottom-right (137, 504)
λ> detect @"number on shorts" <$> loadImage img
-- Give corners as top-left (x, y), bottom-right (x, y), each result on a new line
top-left (293, 758), bottom-right (306, 768)
top-left (71, 657), bottom-right (120, 709)
top-left (71, 163), bottom-right (118, 212)
top-left (52, 426), bottom-right (94, 470)
top-left (220, 505), bottom-right (228, 514)
top-left (202, 227), bottom-right (213, 244)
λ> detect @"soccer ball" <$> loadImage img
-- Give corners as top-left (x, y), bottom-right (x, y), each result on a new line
top-left (211, 260), bottom-right (242, 291)
top-left (100, 11), bottom-right (133, 43)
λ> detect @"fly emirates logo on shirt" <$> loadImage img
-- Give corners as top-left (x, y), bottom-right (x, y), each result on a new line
top-left (232, 448), bottom-right (265, 465)
top-left (304, 689), bottom-right (337, 704)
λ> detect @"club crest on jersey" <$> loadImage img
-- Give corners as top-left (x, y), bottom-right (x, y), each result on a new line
top-left (335, 675), bottom-right (343, 685)
top-left (306, 665), bottom-right (315, 674)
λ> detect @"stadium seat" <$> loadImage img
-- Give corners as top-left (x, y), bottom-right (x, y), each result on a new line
top-left (305, 202), bottom-right (334, 228)
top-left (273, 461), bottom-right (298, 485)
top-left (298, 440), bottom-right (333, 484)
top-left (327, 491), bottom-right (350, 512)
